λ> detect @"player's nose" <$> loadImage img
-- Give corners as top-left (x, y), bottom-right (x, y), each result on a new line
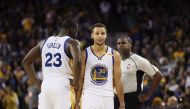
top-left (98, 34), bottom-right (103, 38)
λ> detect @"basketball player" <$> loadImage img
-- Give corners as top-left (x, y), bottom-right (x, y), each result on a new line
top-left (114, 33), bottom-right (162, 109)
top-left (75, 23), bottom-right (125, 109)
top-left (22, 19), bottom-right (81, 109)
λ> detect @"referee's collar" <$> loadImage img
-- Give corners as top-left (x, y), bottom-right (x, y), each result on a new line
top-left (121, 53), bottom-right (133, 61)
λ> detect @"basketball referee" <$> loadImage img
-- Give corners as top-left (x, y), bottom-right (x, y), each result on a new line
top-left (114, 33), bottom-right (162, 109)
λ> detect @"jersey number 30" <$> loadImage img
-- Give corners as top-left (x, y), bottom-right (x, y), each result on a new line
top-left (45, 52), bottom-right (62, 67)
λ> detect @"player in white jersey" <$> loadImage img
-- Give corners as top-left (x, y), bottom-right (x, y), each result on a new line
top-left (114, 33), bottom-right (162, 109)
top-left (22, 19), bottom-right (81, 109)
top-left (75, 23), bottom-right (125, 109)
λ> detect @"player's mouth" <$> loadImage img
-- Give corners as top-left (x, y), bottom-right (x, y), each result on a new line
top-left (97, 39), bottom-right (105, 44)
top-left (97, 39), bottom-right (104, 42)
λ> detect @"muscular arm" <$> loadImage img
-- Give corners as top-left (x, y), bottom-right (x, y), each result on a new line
top-left (22, 43), bottom-right (41, 90)
top-left (68, 39), bottom-right (82, 89)
top-left (113, 51), bottom-right (125, 108)
top-left (75, 50), bottom-right (86, 108)
top-left (139, 67), bottom-right (162, 102)
top-left (147, 71), bottom-right (162, 96)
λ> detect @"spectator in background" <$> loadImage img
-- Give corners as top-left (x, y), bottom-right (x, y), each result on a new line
top-left (0, 89), bottom-right (5, 109)
top-left (0, 33), bottom-right (12, 63)
top-left (2, 86), bottom-right (19, 109)
top-left (99, 0), bottom-right (111, 23)
top-left (22, 17), bottom-right (34, 33)
top-left (166, 96), bottom-right (180, 109)
top-left (25, 79), bottom-right (40, 109)
top-left (185, 72), bottom-right (190, 100)
top-left (152, 97), bottom-right (165, 109)
top-left (186, 72), bottom-right (190, 89)
top-left (0, 60), bottom-right (3, 81)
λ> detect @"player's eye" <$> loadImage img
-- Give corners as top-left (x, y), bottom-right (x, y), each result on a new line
top-left (95, 33), bottom-right (99, 35)
top-left (101, 32), bottom-right (105, 35)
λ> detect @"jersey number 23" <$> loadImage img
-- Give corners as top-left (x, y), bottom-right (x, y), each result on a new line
top-left (45, 52), bottom-right (62, 67)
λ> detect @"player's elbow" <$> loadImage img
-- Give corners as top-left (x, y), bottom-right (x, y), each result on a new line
top-left (73, 56), bottom-right (81, 65)
top-left (115, 80), bottom-right (124, 93)
top-left (22, 58), bottom-right (30, 67)
top-left (76, 60), bottom-right (82, 66)
top-left (22, 58), bottom-right (26, 66)
top-left (73, 59), bottom-right (81, 67)
top-left (114, 78), bottom-right (122, 87)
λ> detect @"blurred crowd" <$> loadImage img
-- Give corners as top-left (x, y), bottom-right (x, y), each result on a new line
top-left (0, 0), bottom-right (190, 109)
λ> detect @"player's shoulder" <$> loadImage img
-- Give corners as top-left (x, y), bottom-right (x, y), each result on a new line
top-left (81, 46), bottom-right (89, 58)
top-left (81, 46), bottom-right (90, 56)
top-left (38, 36), bottom-right (58, 47)
top-left (81, 46), bottom-right (88, 51)
top-left (113, 50), bottom-right (120, 56)
top-left (83, 46), bottom-right (90, 50)
top-left (37, 39), bottom-right (48, 49)
top-left (106, 46), bottom-right (115, 52)
top-left (38, 39), bottom-right (46, 45)
top-left (111, 49), bottom-right (120, 58)
top-left (105, 46), bottom-right (118, 55)
top-left (67, 38), bottom-right (80, 46)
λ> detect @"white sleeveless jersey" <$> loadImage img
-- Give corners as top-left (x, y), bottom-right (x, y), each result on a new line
top-left (41, 36), bottom-right (73, 79)
top-left (83, 46), bottom-right (114, 97)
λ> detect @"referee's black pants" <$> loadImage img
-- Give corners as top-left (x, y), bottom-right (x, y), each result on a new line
top-left (114, 92), bottom-right (143, 109)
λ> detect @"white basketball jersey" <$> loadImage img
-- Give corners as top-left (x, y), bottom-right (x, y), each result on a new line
top-left (41, 36), bottom-right (73, 79)
top-left (83, 46), bottom-right (114, 97)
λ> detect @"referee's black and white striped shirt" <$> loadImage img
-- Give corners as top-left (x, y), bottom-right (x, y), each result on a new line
top-left (121, 54), bottom-right (159, 93)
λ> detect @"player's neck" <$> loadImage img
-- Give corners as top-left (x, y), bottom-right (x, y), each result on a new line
top-left (58, 30), bottom-right (71, 37)
top-left (57, 33), bottom-right (66, 37)
top-left (92, 44), bottom-right (107, 52)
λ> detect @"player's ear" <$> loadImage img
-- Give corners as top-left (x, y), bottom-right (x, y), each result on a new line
top-left (105, 33), bottom-right (107, 39)
top-left (91, 33), bottom-right (94, 39)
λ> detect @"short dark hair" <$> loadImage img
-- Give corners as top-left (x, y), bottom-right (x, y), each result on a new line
top-left (91, 23), bottom-right (107, 32)
top-left (61, 18), bottom-right (77, 30)
top-left (117, 33), bottom-right (132, 45)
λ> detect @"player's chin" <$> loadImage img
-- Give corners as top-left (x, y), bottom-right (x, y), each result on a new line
top-left (96, 42), bottom-right (104, 46)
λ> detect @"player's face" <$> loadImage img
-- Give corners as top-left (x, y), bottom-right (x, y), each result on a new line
top-left (91, 27), bottom-right (107, 46)
top-left (117, 38), bottom-right (131, 54)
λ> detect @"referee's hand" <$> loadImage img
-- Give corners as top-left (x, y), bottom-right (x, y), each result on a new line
top-left (138, 93), bottom-right (150, 102)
